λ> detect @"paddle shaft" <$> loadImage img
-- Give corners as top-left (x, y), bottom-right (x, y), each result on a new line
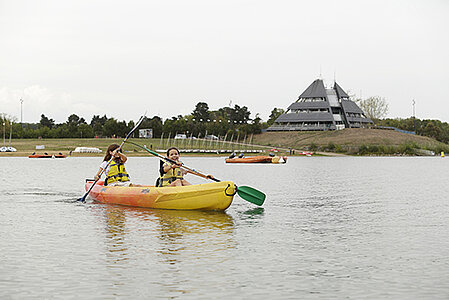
top-left (78, 115), bottom-right (145, 202)
top-left (125, 141), bottom-right (265, 206)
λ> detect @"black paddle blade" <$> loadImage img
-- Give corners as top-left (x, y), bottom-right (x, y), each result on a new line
top-left (236, 186), bottom-right (266, 206)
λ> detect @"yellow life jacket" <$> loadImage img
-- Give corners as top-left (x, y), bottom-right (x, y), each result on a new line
top-left (159, 162), bottom-right (183, 187)
top-left (105, 160), bottom-right (130, 186)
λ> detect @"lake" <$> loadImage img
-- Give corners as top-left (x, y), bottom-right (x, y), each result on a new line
top-left (1, 156), bottom-right (449, 299)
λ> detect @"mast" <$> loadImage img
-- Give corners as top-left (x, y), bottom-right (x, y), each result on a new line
top-left (9, 122), bottom-right (12, 146)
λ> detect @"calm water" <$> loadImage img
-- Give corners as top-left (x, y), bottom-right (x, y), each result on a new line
top-left (1, 156), bottom-right (449, 299)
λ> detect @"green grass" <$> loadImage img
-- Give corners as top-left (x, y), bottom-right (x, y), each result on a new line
top-left (2, 138), bottom-right (274, 157)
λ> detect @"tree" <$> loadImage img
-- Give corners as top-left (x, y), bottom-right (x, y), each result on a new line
top-left (90, 115), bottom-right (108, 126)
top-left (232, 105), bottom-right (251, 124)
top-left (248, 113), bottom-right (263, 134)
top-left (192, 102), bottom-right (210, 122)
top-left (67, 114), bottom-right (80, 125)
top-left (422, 121), bottom-right (441, 139)
top-left (40, 114), bottom-right (55, 129)
top-left (267, 108), bottom-right (285, 125)
top-left (141, 116), bottom-right (163, 138)
top-left (77, 123), bottom-right (94, 138)
top-left (103, 118), bottom-right (121, 137)
top-left (357, 96), bottom-right (389, 121)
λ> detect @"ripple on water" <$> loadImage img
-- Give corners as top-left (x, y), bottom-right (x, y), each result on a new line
top-left (1, 157), bottom-right (449, 299)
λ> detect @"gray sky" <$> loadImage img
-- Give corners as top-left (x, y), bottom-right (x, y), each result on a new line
top-left (1, 0), bottom-right (448, 124)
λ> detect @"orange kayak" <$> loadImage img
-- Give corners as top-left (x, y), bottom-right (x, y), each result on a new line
top-left (84, 180), bottom-right (236, 211)
top-left (225, 155), bottom-right (287, 164)
top-left (28, 153), bottom-right (67, 158)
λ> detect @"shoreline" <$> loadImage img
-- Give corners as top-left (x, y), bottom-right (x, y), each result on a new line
top-left (2, 128), bottom-right (446, 157)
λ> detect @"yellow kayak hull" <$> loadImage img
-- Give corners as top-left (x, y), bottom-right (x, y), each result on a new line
top-left (84, 180), bottom-right (236, 211)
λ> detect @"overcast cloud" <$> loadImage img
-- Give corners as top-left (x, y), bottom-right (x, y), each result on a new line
top-left (1, 0), bottom-right (448, 124)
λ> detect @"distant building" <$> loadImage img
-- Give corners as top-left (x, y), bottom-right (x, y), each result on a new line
top-left (139, 129), bottom-right (153, 138)
top-left (268, 79), bottom-right (373, 131)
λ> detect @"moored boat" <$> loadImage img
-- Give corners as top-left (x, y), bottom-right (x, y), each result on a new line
top-left (84, 180), bottom-right (236, 211)
top-left (297, 151), bottom-right (313, 156)
top-left (28, 152), bottom-right (67, 158)
top-left (225, 155), bottom-right (287, 164)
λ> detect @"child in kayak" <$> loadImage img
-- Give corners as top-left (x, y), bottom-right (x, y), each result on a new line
top-left (94, 143), bottom-right (132, 186)
top-left (157, 147), bottom-right (191, 187)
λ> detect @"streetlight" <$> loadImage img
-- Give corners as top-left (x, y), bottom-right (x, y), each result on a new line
top-left (20, 98), bottom-right (23, 138)
top-left (412, 99), bottom-right (416, 133)
top-left (3, 122), bottom-right (5, 147)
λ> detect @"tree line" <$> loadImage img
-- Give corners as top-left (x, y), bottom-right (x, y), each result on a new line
top-left (2, 99), bottom-right (449, 145)
top-left (356, 96), bottom-right (449, 144)
top-left (1, 102), bottom-right (282, 140)
top-left (377, 118), bottom-right (449, 144)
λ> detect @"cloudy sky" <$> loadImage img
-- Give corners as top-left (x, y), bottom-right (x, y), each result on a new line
top-left (1, 0), bottom-right (448, 124)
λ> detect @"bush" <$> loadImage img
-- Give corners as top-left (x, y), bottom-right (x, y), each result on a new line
top-left (397, 143), bottom-right (416, 155)
top-left (327, 142), bottom-right (335, 151)
top-left (359, 144), bottom-right (368, 155)
top-left (334, 144), bottom-right (344, 153)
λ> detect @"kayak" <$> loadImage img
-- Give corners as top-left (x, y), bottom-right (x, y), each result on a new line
top-left (225, 155), bottom-right (287, 164)
top-left (84, 180), bottom-right (236, 211)
top-left (28, 153), bottom-right (67, 158)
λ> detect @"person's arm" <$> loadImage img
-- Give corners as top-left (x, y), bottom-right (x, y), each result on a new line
top-left (163, 163), bottom-right (176, 173)
top-left (94, 167), bottom-right (104, 181)
top-left (163, 161), bottom-right (183, 173)
top-left (163, 163), bottom-right (171, 173)
top-left (112, 148), bottom-right (127, 163)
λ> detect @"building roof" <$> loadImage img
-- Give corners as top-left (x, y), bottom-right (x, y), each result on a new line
top-left (341, 99), bottom-right (364, 114)
top-left (287, 101), bottom-right (330, 110)
top-left (270, 78), bottom-right (374, 131)
top-left (298, 79), bottom-right (327, 99)
top-left (333, 82), bottom-right (349, 99)
top-left (275, 112), bottom-right (334, 123)
top-left (346, 116), bottom-right (373, 123)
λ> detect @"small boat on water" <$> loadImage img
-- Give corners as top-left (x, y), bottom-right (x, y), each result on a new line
top-left (84, 180), bottom-right (236, 211)
top-left (28, 152), bottom-right (67, 158)
top-left (297, 151), bottom-right (313, 156)
top-left (225, 155), bottom-right (287, 164)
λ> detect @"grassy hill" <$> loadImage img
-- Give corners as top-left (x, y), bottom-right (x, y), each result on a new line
top-left (252, 128), bottom-right (449, 155)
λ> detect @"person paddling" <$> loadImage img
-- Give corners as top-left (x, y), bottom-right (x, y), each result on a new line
top-left (157, 147), bottom-right (192, 187)
top-left (94, 144), bottom-right (132, 186)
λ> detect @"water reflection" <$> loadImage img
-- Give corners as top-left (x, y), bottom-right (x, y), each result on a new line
top-left (242, 207), bottom-right (265, 217)
top-left (3, 157), bottom-right (449, 298)
top-left (104, 207), bottom-right (129, 263)
top-left (237, 207), bottom-right (265, 226)
top-left (152, 209), bottom-right (235, 264)
top-left (98, 204), bottom-right (236, 267)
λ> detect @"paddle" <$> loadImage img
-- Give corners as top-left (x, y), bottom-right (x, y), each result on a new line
top-left (125, 141), bottom-right (266, 206)
top-left (77, 114), bottom-right (146, 202)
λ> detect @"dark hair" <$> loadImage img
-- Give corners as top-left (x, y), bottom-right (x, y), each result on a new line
top-left (166, 147), bottom-right (180, 157)
top-left (104, 144), bottom-right (120, 161)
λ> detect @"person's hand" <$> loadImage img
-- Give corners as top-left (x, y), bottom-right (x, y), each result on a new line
top-left (206, 174), bottom-right (214, 179)
top-left (112, 149), bottom-right (120, 157)
top-left (94, 175), bottom-right (100, 181)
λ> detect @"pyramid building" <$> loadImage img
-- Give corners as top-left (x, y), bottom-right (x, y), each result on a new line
top-left (268, 79), bottom-right (373, 131)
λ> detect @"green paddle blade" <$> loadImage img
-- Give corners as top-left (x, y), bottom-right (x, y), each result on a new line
top-left (236, 186), bottom-right (266, 206)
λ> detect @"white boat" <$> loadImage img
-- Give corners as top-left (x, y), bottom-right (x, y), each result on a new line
top-left (73, 147), bottom-right (102, 153)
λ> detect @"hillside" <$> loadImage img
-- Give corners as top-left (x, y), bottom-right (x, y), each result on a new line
top-left (2, 128), bottom-right (448, 157)
top-left (252, 128), bottom-right (449, 155)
